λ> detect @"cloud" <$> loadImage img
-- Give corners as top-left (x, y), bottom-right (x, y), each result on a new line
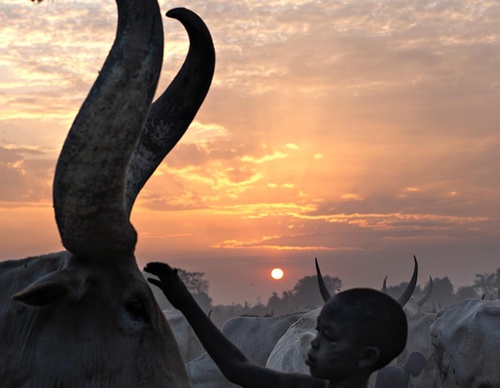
top-left (0, 145), bottom-right (53, 202)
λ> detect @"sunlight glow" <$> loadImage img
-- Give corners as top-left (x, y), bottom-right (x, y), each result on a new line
top-left (271, 268), bottom-right (284, 280)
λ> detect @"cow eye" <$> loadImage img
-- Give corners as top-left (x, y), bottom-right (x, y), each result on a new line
top-left (125, 297), bottom-right (150, 323)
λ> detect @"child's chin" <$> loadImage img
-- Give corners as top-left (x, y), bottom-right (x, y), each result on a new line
top-left (307, 363), bottom-right (323, 379)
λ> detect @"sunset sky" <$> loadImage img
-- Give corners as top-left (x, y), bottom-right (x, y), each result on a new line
top-left (1, 0), bottom-right (499, 305)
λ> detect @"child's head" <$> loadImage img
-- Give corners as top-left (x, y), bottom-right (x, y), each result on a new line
top-left (306, 288), bottom-right (407, 382)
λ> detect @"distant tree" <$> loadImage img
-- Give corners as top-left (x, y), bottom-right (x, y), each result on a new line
top-left (150, 268), bottom-right (211, 311)
top-left (427, 277), bottom-right (456, 307)
top-left (384, 282), bottom-right (422, 302)
top-left (288, 274), bottom-right (342, 309)
top-left (177, 268), bottom-right (209, 295)
top-left (494, 268), bottom-right (500, 297)
top-left (473, 272), bottom-right (497, 297)
top-left (494, 268), bottom-right (500, 284)
top-left (249, 299), bottom-right (269, 317)
top-left (267, 292), bottom-right (282, 312)
top-left (281, 290), bottom-right (293, 304)
top-left (495, 268), bottom-right (500, 283)
top-left (279, 290), bottom-right (295, 312)
top-left (210, 304), bottom-right (244, 328)
top-left (266, 291), bottom-right (299, 315)
top-left (455, 286), bottom-right (479, 301)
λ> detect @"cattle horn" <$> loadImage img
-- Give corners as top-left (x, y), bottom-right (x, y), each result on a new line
top-left (126, 7), bottom-right (216, 213)
top-left (315, 257), bottom-right (333, 302)
top-left (396, 255), bottom-right (418, 307)
top-left (380, 256), bottom-right (418, 306)
top-left (53, 0), bottom-right (164, 258)
top-left (382, 276), bottom-right (388, 293)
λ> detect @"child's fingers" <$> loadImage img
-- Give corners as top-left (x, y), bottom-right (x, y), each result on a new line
top-left (144, 262), bottom-right (171, 277)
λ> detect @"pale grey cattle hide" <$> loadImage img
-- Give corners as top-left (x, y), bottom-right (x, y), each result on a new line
top-left (187, 312), bottom-right (305, 388)
top-left (164, 307), bottom-right (206, 363)
top-left (266, 308), bottom-right (320, 374)
top-left (430, 298), bottom-right (500, 388)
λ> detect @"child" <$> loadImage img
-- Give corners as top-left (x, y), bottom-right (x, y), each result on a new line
top-left (145, 262), bottom-right (408, 388)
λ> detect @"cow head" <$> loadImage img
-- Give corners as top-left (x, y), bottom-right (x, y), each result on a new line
top-left (1, 1), bottom-right (215, 387)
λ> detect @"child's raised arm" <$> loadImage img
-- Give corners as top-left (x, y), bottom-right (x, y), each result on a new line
top-left (144, 262), bottom-right (325, 388)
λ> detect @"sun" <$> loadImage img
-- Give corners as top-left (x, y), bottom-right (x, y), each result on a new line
top-left (271, 268), bottom-right (284, 280)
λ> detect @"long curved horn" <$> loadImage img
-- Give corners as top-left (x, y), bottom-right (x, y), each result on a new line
top-left (382, 276), bottom-right (388, 293)
top-left (53, 0), bottom-right (164, 258)
top-left (126, 7), bottom-right (216, 213)
top-left (416, 276), bottom-right (433, 307)
top-left (396, 255), bottom-right (418, 307)
top-left (315, 257), bottom-right (332, 303)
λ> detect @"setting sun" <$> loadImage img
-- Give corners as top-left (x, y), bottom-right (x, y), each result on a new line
top-left (271, 268), bottom-right (284, 280)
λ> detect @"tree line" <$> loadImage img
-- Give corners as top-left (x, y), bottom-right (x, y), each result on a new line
top-left (175, 266), bottom-right (500, 328)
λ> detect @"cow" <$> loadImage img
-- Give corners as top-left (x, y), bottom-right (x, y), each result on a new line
top-left (382, 271), bottom-right (436, 358)
top-left (398, 278), bottom-right (438, 388)
top-left (187, 312), bottom-right (306, 388)
top-left (149, 279), bottom-right (205, 363)
top-left (265, 308), bottom-right (319, 374)
top-left (165, 306), bottom-right (206, 363)
top-left (430, 297), bottom-right (500, 388)
top-left (0, 2), bottom-right (215, 387)
top-left (380, 269), bottom-right (438, 387)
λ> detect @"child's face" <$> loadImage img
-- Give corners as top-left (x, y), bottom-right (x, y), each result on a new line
top-left (306, 302), bottom-right (365, 382)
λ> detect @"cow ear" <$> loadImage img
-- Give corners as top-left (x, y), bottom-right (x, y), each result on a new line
top-left (12, 270), bottom-right (85, 307)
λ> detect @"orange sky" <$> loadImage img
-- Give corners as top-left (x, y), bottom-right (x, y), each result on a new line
top-left (1, 0), bottom-right (500, 305)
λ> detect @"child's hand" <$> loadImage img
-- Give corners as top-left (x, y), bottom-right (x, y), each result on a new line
top-left (144, 262), bottom-right (191, 310)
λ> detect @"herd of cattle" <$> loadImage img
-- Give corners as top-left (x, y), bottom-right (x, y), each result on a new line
top-left (163, 259), bottom-right (500, 388)
top-left (1, 0), bottom-right (499, 386)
